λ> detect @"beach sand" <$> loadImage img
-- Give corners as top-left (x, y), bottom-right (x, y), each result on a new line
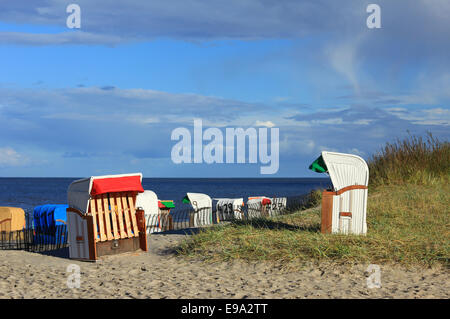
top-left (0, 231), bottom-right (448, 299)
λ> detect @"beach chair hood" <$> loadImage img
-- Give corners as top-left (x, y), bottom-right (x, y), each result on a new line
top-left (313, 151), bottom-right (369, 191)
top-left (136, 190), bottom-right (159, 216)
top-left (67, 173), bottom-right (144, 214)
top-left (247, 196), bottom-right (271, 205)
top-left (183, 192), bottom-right (212, 210)
top-left (214, 198), bottom-right (244, 208)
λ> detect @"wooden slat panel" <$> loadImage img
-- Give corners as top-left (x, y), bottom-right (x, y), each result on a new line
top-left (108, 194), bottom-right (120, 240)
top-left (120, 193), bottom-right (133, 238)
top-left (89, 199), bottom-right (99, 242)
top-left (102, 195), bottom-right (114, 241)
top-left (113, 193), bottom-right (127, 239)
top-left (95, 197), bottom-right (106, 241)
top-left (127, 193), bottom-right (139, 237)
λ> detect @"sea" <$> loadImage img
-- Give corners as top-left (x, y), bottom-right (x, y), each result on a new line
top-left (0, 178), bottom-right (331, 213)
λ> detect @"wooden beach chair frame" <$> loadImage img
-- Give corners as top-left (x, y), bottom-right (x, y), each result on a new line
top-left (67, 190), bottom-right (147, 261)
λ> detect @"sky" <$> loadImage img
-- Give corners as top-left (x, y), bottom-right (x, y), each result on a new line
top-left (0, 0), bottom-right (449, 177)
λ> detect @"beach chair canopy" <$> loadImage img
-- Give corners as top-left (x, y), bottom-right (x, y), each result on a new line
top-left (158, 200), bottom-right (175, 209)
top-left (33, 204), bottom-right (68, 228)
top-left (309, 151), bottom-right (369, 191)
top-left (0, 207), bottom-right (26, 232)
top-left (136, 190), bottom-right (159, 216)
top-left (214, 198), bottom-right (244, 209)
top-left (183, 193), bottom-right (212, 210)
top-left (67, 173), bottom-right (144, 214)
top-left (247, 196), bottom-right (271, 205)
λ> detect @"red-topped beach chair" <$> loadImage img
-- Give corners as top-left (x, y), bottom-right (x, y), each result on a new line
top-left (66, 173), bottom-right (148, 261)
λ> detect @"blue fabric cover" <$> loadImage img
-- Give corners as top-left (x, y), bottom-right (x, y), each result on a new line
top-left (32, 204), bottom-right (68, 245)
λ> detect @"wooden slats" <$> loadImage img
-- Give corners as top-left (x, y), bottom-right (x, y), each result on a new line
top-left (120, 192), bottom-right (133, 238)
top-left (95, 197), bottom-right (106, 241)
top-left (89, 192), bottom-right (140, 241)
top-left (104, 195), bottom-right (119, 240)
top-left (111, 193), bottom-right (127, 239)
top-left (89, 199), bottom-right (99, 242)
top-left (102, 195), bottom-right (114, 241)
top-left (127, 193), bottom-right (139, 237)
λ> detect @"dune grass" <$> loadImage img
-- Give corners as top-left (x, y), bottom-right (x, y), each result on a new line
top-left (177, 134), bottom-right (450, 268)
top-left (368, 132), bottom-right (449, 187)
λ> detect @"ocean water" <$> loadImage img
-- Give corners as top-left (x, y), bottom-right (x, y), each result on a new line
top-left (0, 177), bottom-right (331, 213)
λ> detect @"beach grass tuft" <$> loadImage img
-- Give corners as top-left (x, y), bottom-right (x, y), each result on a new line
top-left (368, 132), bottom-right (449, 187)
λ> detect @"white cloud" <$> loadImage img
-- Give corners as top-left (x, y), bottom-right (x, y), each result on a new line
top-left (254, 120), bottom-right (275, 128)
top-left (347, 148), bottom-right (365, 157)
top-left (386, 107), bottom-right (450, 126)
top-left (0, 31), bottom-right (124, 46)
top-left (0, 147), bottom-right (26, 167)
top-left (353, 119), bottom-right (372, 125)
top-left (311, 118), bottom-right (344, 125)
top-left (326, 37), bottom-right (362, 94)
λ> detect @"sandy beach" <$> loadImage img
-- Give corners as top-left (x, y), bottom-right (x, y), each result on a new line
top-left (0, 231), bottom-right (448, 299)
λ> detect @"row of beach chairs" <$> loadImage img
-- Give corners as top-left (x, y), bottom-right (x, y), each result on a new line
top-left (1, 173), bottom-right (288, 261)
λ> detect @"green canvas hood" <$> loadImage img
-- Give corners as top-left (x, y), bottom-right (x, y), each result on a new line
top-left (309, 155), bottom-right (328, 173)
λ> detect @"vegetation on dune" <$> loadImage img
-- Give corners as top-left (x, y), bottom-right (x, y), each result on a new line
top-left (368, 132), bottom-right (449, 187)
top-left (177, 133), bottom-right (450, 268)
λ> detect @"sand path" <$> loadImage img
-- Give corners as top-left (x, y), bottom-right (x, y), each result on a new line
top-left (0, 230), bottom-right (448, 299)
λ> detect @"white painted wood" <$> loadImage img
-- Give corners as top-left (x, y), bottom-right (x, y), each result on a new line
top-left (214, 198), bottom-right (244, 220)
top-left (136, 190), bottom-right (159, 234)
top-left (67, 211), bottom-right (89, 260)
top-left (186, 193), bottom-right (213, 226)
top-left (321, 151), bottom-right (369, 235)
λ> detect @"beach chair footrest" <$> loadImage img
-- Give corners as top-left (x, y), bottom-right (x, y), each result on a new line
top-left (96, 237), bottom-right (142, 258)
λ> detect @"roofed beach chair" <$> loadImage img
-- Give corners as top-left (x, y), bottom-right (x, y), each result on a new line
top-left (214, 198), bottom-right (244, 221)
top-left (182, 193), bottom-right (213, 227)
top-left (33, 204), bottom-right (68, 246)
top-left (0, 207), bottom-right (26, 244)
top-left (66, 173), bottom-right (148, 261)
top-left (247, 196), bottom-right (272, 218)
top-left (266, 197), bottom-right (287, 217)
top-left (134, 190), bottom-right (175, 233)
top-left (309, 151), bottom-right (369, 235)
top-left (0, 207), bottom-right (26, 232)
top-left (135, 190), bottom-right (160, 233)
top-left (157, 200), bottom-right (175, 231)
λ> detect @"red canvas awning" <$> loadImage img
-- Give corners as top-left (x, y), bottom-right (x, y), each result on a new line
top-left (90, 175), bottom-right (144, 196)
top-left (262, 198), bottom-right (271, 205)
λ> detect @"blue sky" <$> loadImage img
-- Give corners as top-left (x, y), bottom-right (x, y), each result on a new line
top-left (0, 0), bottom-right (449, 177)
